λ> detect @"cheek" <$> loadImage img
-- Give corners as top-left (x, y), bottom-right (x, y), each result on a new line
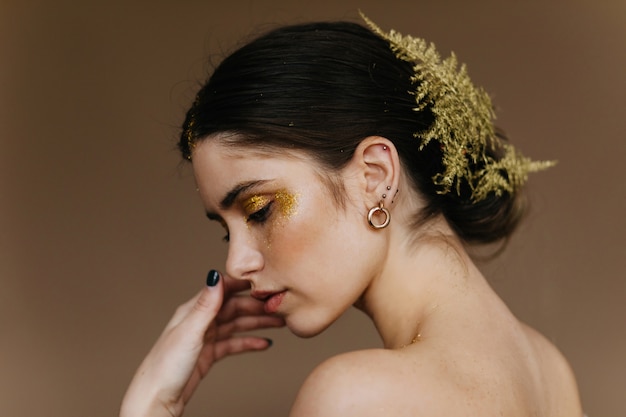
top-left (259, 190), bottom-right (300, 249)
top-left (264, 189), bottom-right (334, 267)
top-left (267, 192), bottom-right (364, 280)
top-left (266, 198), bottom-right (319, 259)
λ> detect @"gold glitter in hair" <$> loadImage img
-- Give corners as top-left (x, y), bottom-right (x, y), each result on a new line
top-left (184, 95), bottom-right (201, 161)
top-left (185, 122), bottom-right (195, 160)
top-left (361, 13), bottom-right (555, 202)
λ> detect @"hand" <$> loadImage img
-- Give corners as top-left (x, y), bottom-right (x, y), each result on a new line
top-left (120, 270), bottom-right (285, 417)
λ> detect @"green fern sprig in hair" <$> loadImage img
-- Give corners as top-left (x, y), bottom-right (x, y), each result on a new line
top-left (361, 12), bottom-right (555, 202)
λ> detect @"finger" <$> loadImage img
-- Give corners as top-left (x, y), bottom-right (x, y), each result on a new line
top-left (179, 270), bottom-right (225, 337)
top-left (180, 334), bottom-right (272, 404)
top-left (216, 294), bottom-right (267, 322)
top-left (164, 289), bottom-right (205, 330)
top-left (211, 336), bottom-right (273, 362)
top-left (214, 315), bottom-right (286, 341)
top-left (222, 273), bottom-right (251, 296)
top-left (163, 269), bottom-right (227, 330)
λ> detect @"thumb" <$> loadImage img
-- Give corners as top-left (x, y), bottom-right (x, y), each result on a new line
top-left (184, 269), bottom-right (224, 335)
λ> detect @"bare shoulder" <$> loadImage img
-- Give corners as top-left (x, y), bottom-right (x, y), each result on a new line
top-left (289, 328), bottom-right (583, 417)
top-left (289, 348), bottom-right (438, 417)
top-left (522, 323), bottom-right (584, 416)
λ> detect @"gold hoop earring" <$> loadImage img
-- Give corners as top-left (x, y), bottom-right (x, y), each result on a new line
top-left (367, 201), bottom-right (390, 229)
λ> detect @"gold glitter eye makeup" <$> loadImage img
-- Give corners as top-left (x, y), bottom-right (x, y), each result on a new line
top-left (240, 189), bottom-right (298, 230)
top-left (275, 190), bottom-right (297, 218)
top-left (243, 194), bottom-right (273, 225)
top-left (243, 195), bottom-right (271, 217)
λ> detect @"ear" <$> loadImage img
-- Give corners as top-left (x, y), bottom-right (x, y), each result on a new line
top-left (348, 136), bottom-right (401, 208)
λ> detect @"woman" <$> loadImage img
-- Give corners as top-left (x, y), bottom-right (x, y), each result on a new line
top-left (120, 16), bottom-right (583, 417)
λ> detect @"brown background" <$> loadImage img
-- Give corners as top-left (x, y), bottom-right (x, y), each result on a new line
top-left (1, 0), bottom-right (624, 416)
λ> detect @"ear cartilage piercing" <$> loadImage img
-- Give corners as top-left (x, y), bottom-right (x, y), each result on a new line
top-left (383, 146), bottom-right (388, 150)
top-left (386, 186), bottom-right (391, 190)
top-left (382, 194), bottom-right (387, 199)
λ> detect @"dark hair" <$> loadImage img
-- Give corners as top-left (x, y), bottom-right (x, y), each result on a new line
top-left (179, 21), bottom-right (525, 244)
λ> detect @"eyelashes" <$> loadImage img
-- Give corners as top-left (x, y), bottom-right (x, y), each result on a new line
top-left (213, 189), bottom-right (296, 244)
top-left (247, 201), bottom-right (273, 224)
top-left (220, 200), bottom-right (274, 243)
top-left (219, 219), bottom-right (230, 243)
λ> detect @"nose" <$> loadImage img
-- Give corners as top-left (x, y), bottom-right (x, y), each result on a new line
top-left (225, 233), bottom-right (264, 281)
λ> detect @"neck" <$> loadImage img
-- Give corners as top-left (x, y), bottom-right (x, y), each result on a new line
top-left (354, 216), bottom-right (492, 349)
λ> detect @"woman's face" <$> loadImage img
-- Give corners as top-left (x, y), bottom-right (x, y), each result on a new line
top-left (192, 138), bottom-right (386, 337)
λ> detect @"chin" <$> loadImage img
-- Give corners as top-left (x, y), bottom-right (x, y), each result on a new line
top-left (285, 314), bottom-right (334, 339)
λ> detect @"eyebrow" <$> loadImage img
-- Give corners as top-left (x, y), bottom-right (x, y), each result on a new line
top-left (205, 179), bottom-right (270, 220)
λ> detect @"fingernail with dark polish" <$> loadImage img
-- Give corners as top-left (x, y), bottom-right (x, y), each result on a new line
top-left (206, 269), bottom-right (220, 287)
top-left (263, 338), bottom-right (273, 347)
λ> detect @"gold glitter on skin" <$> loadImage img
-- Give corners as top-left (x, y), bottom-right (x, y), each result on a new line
top-left (243, 195), bottom-right (270, 217)
top-left (241, 189), bottom-right (299, 249)
top-left (275, 190), bottom-right (298, 218)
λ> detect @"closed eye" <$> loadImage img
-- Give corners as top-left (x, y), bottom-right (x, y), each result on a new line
top-left (205, 197), bottom-right (273, 243)
top-left (247, 201), bottom-right (273, 224)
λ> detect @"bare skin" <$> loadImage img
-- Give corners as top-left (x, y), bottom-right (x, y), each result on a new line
top-left (120, 136), bottom-right (582, 417)
top-left (290, 238), bottom-right (582, 416)
top-left (119, 277), bottom-right (285, 417)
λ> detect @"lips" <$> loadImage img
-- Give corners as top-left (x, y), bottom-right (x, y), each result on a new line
top-left (251, 290), bottom-right (286, 314)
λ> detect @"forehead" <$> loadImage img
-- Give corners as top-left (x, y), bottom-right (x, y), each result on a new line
top-left (192, 138), bottom-right (310, 171)
top-left (192, 139), bottom-right (314, 191)
top-left (192, 138), bottom-right (347, 210)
